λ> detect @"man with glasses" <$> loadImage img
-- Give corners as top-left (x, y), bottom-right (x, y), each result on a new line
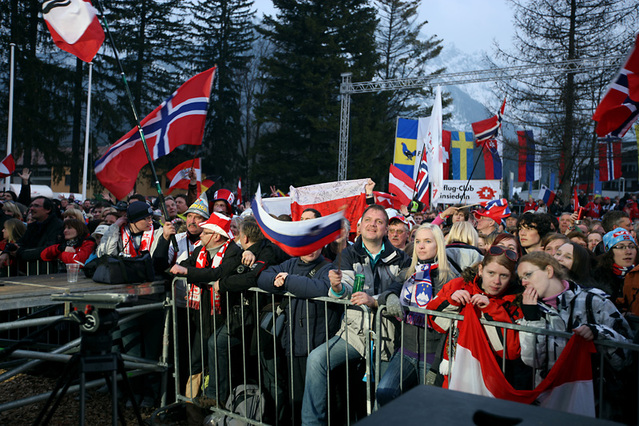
top-left (388, 216), bottom-right (410, 251)
top-left (0, 196), bottom-right (63, 269)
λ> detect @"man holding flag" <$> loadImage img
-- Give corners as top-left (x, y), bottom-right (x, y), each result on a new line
top-left (302, 204), bottom-right (410, 425)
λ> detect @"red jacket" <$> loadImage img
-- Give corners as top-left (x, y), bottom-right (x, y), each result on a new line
top-left (40, 237), bottom-right (96, 265)
top-left (426, 276), bottom-right (523, 360)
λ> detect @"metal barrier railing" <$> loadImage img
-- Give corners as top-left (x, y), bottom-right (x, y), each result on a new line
top-left (169, 277), bottom-right (639, 425)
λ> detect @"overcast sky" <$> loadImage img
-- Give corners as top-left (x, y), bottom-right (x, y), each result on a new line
top-left (252, 0), bottom-right (515, 54)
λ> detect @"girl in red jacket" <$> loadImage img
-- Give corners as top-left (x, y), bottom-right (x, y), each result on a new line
top-left (426, 245), bottom-right (527, 387)
top-left (40, 218), bottom-right (96, 266)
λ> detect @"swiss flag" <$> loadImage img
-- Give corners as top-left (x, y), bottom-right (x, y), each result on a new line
top-left (0, 154), bottom-right (15, 179)
top-left (449, 305), bottom-right (596, 416)
top-left (43, 0), bottom-right (105, 63)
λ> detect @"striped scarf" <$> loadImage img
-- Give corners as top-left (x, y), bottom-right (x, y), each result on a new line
top-left (187, 240), bottom-right (231, 314)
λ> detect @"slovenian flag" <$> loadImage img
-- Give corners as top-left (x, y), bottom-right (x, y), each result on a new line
top-left (449, 305), bottom-right (596, 416)
top-left (252, 185), bottom-right (344, 257)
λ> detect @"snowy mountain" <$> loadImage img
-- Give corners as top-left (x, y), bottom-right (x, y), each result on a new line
top-left (427, 44), bottom-right (503, 131)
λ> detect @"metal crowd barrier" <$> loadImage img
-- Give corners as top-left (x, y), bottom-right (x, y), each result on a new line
top-left (169, 278), bottom-right (639, 425)
top-left (0, 302), bottom-right (166, 414)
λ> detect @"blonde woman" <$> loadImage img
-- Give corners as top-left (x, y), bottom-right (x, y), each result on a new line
top-left (377, 223), bottom-right (458, 405)
top-left (2, 201), bottom-right (23, 221)
top-left (445, 221), bottom-right (483, 275)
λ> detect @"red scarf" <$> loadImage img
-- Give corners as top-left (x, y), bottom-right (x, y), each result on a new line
top-left (121, 226), bottom-right (154, 257)
top-left (187, 240), bottom-right (231, 314)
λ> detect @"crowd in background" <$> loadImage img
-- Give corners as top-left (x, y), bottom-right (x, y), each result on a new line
top-left (2, 171), bottom-right (638, 424)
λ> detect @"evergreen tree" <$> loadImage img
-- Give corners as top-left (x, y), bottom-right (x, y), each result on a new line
top-left (0, 0), bottom-right (77, 173)
top-left (189, 0), bottom-right (255, 188)
top-left (375, 0), bottom-right (449, 119)
top-left (93, 0), bottom-right (186, 144)
top-left (495, 0), bottom-right (638, 201)
top-left (254, 0), bottom-right (381, 188)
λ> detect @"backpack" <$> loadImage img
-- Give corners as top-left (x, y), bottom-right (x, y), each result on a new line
top-left (206, 384), bottom-right (265, 426)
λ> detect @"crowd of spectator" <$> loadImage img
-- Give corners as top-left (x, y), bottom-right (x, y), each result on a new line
top-left (3, 170), bottom-right (639, 423)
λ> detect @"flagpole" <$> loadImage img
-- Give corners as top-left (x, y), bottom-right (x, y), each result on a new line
top-left (82, 62), bottom-right (93, 201)
top-left (459, 142), bottom-right (487, 202)
top-left (6, 43), bottom-right (15, 191)
top-left (93, 0), bottom-right (179, 250)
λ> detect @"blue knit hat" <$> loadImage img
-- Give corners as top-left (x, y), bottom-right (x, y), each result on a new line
top-left (127, 201), bottom-right (153, 223)
top-left (603, 227), bottom-right (637, 252)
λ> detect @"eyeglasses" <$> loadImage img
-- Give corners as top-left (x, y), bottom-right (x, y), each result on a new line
top-left (613, 244), bottom-right (637, 251)
top-left (520, 268), bottom-right (541, 281)
top-left (488, 245), bottom-right (519, 262)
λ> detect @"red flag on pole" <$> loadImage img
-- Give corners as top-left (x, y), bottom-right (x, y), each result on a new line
top-left (95, 68), bottom-right (215, 200)
top-left (42, 0), bottom-right (105, 62)
top-left (166, 158), bottom-right (201, 194)
top-left (0, 154), bottom-right (15, 178)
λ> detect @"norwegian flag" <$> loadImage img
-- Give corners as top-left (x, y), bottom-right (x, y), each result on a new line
top-left (593, 34), bottom-right (639, 138)
top-left (166, 158), bottom-right (201, 194)
top-left (472, 98), bottom-right (506, 143)
top-left (479, 198), bottom-right (511, 216)
top-left (42, 0), bottom-right (105, 62)
top-left (0, 154), bottom-right (15, 178)
top-left (95, 67), bottom-right (215, 200)
top-left (414, 148), bottom-right (430, 206)
top-left (598, 137), bottom-right (622, 181)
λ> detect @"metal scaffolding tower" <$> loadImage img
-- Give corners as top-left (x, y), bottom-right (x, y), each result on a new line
top-left (337, 55), bottom-right (623, 180)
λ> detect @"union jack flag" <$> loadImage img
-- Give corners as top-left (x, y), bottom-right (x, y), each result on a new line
top-left (95, 67), bottom-right (216, 200)
top-left (414, 148), bottom-right (429, 205)
top-left (593, 34), bottom-right (639, 138)
top-left (472, 97), bottom-right (506, 143)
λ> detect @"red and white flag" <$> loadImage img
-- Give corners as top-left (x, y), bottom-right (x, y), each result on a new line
top-left (236, 178), bottom-right (243, 206)
top-left (42, 0), bottom-right (105, 62)
top-left (95, 67), bottom-right (215, 200)
top-left (166, 158), bottom-right (201, 194)
top-left (289, 179), bottom-right (367, 235)
top-left (449, 305), bottom-right (596, 417)
top-left (0, 154), bottom-right (16, 178)
top-left (373, 191), bottom-right (404, 211)
top-left (388, 163), bottom-right (414, 206)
